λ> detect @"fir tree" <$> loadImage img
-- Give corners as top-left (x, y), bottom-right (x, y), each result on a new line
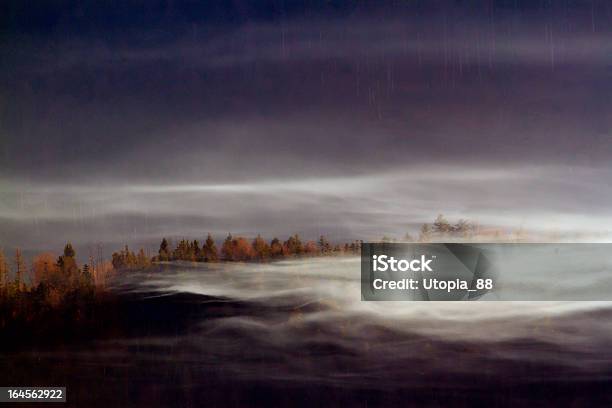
top-left (192, 240), bottom-right (201, 261)
top-left (0, 248), bottom-right (8, 290)
top-left (158, 238), bottom-right (170, 261)
top-left (59, 242), bottom-right (79, 287)
top-left (318, 235), bottom-right (331, 254)
top-left (284, 234), bottom-right (304, 255)
top-left (252, 235), bottom-right (270, 260)
top-left (270, 238), bottom-right (283, 258)
top-left (14, 248), bottom-right (26, 292)
top-left (64, 243), bottom-right (76, 258)
top-left (203, 234), bottom-right (218, 262)
top-left (221, 234), bottom-right (234, 261)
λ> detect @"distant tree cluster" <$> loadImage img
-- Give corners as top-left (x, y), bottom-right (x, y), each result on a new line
top-left (0, 244), bottom-right (119, 342)
top-left (156, 234), bottom-right (219, 263)
top-left (380, 215), bottom-right (480, 243)
top-left (111, 246), bottom-right (151, 271)
top-left (417, 215), bottom-right (477, 242)
top-left (0, 244), bottom-right (97, 306)
top-left (155, 234), bottom-right (362, 263)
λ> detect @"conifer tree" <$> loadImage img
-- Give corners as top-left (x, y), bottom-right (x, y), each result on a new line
top-left (81, 263), bottom-right (93, 286)
top-left (14, 248), bottom-right (26, 292)
top-left (221, 234), bottom-right (234, 261)
top-left (285, 234), bottom-right (303, 255)
top-left (192, 240), bottom-right (201, 261)
top-left (252, 235), bottom-right (270, 260)
top-left (270, 238), bottom-right (283, 258)
top-left (203, 234), bottom-right (218, 262)
top-left (318, 235), bottom-right (331, 254)
top-left (158, 238), bottom-right (170, 261)
top-left (0, 248), bottom-right (8, 290)
top-left (58, 242), bottom-right (79, 287)
top-left (64, 243), bottom-right (76, 258)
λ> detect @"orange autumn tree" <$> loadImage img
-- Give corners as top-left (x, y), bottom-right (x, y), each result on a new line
top-left (232, 237), bottom-right (255, 261)
top-left (32, 252), bottom-right (60, 287)
top-left (304, 241), bottom-right (318, 255)
top-left (202, 234), bottom-right (218, 262)
top-left (13, 249), bottom-right (27, 292)
top-left (221, 234), bottom-right (255, 261)
top-left (0, 249), bottom-right (8, 291)
top-left (252, 235), bottom-right (270, 261)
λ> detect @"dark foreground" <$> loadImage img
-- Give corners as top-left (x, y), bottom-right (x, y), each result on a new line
top-left (2, 260), bottom-right (612, 407)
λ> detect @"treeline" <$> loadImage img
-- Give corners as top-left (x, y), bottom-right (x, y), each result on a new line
top-left (387, 214), bottom-right (534, 242)
top-left (0, 244), bottom-right (109, 309)
top-left (0, 244), bottom-right (119, 347)
top-left (0, 233), bottom-right (362, 300)
top-left (111, 246), bottom-right (152, 271)
top-left (111, 233), bottom-right (362, 270)
top-left (416, 214), bottom-right (478, 242)
top-left (378, 215), bottom-right (478, 243)
top-left (166, 234), bottom-right (360, 263)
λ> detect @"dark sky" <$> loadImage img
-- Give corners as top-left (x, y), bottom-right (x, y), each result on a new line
top-left (2, 0), bottom-right (612, 252)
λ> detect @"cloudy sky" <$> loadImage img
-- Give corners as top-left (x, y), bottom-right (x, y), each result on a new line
top-left (2, 0), bottom-right (612, 253)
